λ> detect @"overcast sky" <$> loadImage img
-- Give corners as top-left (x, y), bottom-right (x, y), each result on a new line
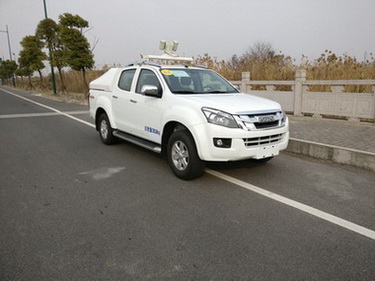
top-left (1, 0), bottom-right (374, 67)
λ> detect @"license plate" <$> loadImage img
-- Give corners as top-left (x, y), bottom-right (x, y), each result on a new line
top-left (255, 145), bottom-right (279, 159)
top-left (258, 115), bottom-right (275, 123)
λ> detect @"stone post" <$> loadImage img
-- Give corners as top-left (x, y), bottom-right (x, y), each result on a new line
top-left (241, 72), bottom-right (250, 93)
top-left (293, 69), bottom-right (306, 116)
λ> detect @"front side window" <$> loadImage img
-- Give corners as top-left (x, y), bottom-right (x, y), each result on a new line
top-left (161, 68), bottom-right (238, 94)
top-left (118, 69), bottom-right (136, 91)
top-left (136, 69), bottom-right (162, 95)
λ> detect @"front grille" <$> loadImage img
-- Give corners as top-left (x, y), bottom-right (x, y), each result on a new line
top-left (254, 120), bottom-right (279, 129)
top-left (237, 111), bottom-right (284, 131)
top-left (243, 134), bottom-right (283, 147)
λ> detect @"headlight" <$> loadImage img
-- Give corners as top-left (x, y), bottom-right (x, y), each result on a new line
top-left (202, 107), bottom-right (239, 128)
top-left (280, 111), bottom-right (287, 125)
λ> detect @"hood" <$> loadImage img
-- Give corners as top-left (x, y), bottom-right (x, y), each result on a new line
top-left (179, 93), bottom-right (282, 114)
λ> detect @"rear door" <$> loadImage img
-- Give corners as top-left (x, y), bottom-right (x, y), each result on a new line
top-left (111, 68), bottom-right (137, 131)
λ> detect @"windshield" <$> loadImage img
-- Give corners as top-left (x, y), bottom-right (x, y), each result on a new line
top-left (160, 68), bottom-right (239, 94)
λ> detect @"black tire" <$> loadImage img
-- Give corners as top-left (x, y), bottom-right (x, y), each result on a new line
top-left (98, 113), bottom-right (116, 145)
top-left (167, 130), bottom-right (205, 180)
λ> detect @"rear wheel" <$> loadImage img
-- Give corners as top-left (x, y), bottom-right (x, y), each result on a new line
top-left (98, 113), bottom-right (116, 145)
top-left (167, 130), bottom-right (205, 180)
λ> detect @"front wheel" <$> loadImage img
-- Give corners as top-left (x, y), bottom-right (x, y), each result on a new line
top-left (167, 130), bottom-right (205, 180)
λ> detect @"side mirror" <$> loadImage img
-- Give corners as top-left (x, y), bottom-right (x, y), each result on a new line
top-left (141, 85), bottom-right (161, 97)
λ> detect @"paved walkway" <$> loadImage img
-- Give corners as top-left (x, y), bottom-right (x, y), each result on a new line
top-left (288, 116), bottom-right (375, 154)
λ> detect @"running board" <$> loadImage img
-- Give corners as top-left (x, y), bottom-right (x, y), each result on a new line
top-left (113, 131), bottom-right (162, 153)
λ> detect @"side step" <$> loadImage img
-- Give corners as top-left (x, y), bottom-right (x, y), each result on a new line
top-left (113, 131), bottom-right (162, 153)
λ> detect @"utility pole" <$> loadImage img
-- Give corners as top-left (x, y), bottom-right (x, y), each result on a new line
top-left (43, 0), bottom-right (57, 94)
top-left (0, 25), bottom-right (16, 86)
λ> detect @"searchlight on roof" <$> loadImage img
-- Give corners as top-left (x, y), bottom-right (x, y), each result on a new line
top-left (142, 40), bottom-right (193, 62)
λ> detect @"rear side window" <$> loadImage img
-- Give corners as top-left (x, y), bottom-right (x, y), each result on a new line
top-left (118, 69), bottom-right (136, 91)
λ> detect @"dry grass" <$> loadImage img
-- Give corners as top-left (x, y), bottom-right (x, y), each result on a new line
top-left (195, 50), bottom-right (375, 92)
top-left (12, 51), bottom-right (375, 94)
top-left (15, 66), bottom-right (109, 97)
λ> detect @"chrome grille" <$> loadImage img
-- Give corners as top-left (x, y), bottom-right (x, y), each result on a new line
top-left (236, 111), bottom-right (284, 131)
top-left (243, 134), bottom-right (283, 147)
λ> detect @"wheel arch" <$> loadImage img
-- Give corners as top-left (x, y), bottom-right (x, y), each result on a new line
top-left (161, 121), bottom-right (189, 155)
top-left (95, 107), bottom-right (106, 131)
top-left (164, 124), bottom-right (205, 180)
top-left (95, 106), bottom-right (117, 132)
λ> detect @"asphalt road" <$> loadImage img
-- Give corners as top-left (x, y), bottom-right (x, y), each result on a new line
top-left (1, 86), bottom-right (375, 281)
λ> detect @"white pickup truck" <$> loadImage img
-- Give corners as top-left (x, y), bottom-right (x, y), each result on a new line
top-left (89, 54), bottom-right (289, 180)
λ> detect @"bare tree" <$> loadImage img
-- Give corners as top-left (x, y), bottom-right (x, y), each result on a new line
top-left (247, 42), bottom-right (275, 59)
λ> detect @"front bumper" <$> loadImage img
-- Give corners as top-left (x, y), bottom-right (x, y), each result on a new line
top-left (191, 118), bottom-right (289, 162)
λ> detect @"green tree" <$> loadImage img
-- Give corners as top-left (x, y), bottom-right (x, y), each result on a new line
top-left (17, 56), bottom-right (34, 89)
top-left (36, 18), bottom-right (67, 92)
top-left (15, 66), bottom-right (32, 85)
top-left (18, 35), bottom-right (47, 87)
top-left (59, 13), bottom-right (94, 92)
top-left (0, 60), bottom-right (17, 85)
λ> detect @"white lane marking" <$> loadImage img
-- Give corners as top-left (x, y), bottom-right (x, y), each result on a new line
top-left (0, 111), bottom-right (89, 119)
top-left (3, 87), bottom-right (375, 240)
top-left (1, 88), bottom-right (95, 128)
top-left (206, 169), bottom-right (375, 240)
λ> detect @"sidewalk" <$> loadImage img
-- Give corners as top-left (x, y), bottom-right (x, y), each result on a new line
top-left (286, 115), bottom-right (375, 171)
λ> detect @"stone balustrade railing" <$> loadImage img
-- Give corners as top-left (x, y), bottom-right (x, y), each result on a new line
top-left (231, 70), bottom-right (375, 122)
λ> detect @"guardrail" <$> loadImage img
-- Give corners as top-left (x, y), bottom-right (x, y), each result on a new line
top-left (231, 70), bottom-right (375, 122)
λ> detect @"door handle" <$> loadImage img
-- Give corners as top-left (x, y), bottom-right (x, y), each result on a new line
top-left (130, 99), bottom-right (137, 103)
top-left (112, 95), bottom-right (118, 99)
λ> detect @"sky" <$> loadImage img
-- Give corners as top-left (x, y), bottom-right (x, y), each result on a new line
top-left (1, 0), bottom-right (374, 67)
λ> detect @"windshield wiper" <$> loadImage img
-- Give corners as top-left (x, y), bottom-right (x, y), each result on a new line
top-left (173, 90), bottom-right (195, 94)
top-left (204, 91), bottom-right (231, 94)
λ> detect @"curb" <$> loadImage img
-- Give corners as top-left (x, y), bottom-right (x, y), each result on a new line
top-left (286, 138), bottom-right (375, 172)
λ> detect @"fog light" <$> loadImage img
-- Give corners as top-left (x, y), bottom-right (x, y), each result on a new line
top-left (213, 138), bottom-right (232, 148)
